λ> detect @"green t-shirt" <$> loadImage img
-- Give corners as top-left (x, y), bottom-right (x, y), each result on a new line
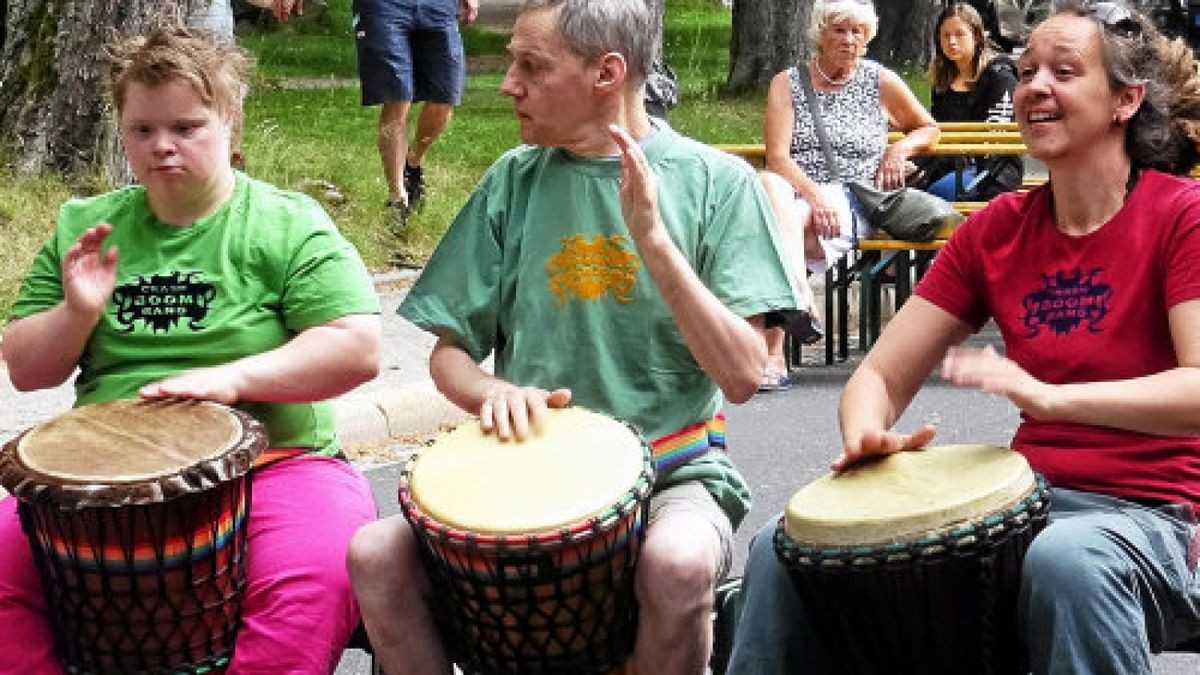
top-left (399, 123), bottom-right (799, 527)
top-left (11, 172), bottom-right (380, 454)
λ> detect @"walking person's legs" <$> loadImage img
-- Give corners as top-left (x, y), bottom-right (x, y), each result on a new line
top-left (379, 100), bottom-right (414, 208)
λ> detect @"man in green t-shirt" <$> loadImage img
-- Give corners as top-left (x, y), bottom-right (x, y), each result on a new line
top-left (347, 1), bottom-right (800, 673)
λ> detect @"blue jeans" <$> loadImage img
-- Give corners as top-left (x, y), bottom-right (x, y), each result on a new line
top-left (926, 167), bottom-right (978, 201)
top-left (726, 488), bottom-right (1200, 675)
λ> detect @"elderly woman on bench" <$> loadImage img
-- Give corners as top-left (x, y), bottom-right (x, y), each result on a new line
top-left (756, 0), bottom-right (938, 391)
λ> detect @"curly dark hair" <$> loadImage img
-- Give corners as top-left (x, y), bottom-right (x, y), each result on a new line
top-left (1052, 0), bottom-right (1200, 175)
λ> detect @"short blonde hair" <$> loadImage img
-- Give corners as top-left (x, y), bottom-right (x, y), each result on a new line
top-left (807, 0), bottom-right (879, 49)
top-left (106, 24), bottom-right (253, 119)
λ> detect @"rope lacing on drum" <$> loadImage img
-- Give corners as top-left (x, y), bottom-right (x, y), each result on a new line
top-left (398, 450), bottom-right (656, 674)
top-left (773, 475), bottom-right (1051, 675)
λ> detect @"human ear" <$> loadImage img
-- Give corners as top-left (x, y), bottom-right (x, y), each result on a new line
top-left (595, 52), bottom-right (626, 91)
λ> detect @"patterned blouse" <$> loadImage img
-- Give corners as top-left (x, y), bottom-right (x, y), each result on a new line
top-left (787, 59), bottom-right (888, 184)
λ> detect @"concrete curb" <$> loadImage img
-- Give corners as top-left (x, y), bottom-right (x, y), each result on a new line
top-left (333, 379), bottom-right (470, 449)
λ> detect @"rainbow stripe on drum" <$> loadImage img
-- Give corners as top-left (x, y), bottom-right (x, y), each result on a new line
top-left (40, 493), bottom-right (248, 573)
top-left (649, 414), bottom-right (726, 472)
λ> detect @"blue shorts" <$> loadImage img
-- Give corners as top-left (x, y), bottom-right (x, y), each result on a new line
top-left (352, 0), bottom-right (467, 107)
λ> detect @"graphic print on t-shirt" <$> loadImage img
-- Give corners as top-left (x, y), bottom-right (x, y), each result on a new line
top-left (111, 271), bottom-right (217, 333)
top-left (546, 234), bottom-right (642, 304)
top-left (1021, 267), bottom-right (1112, 338)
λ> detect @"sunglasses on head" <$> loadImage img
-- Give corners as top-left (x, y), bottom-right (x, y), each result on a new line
top-left (1087, 2), bottom-right (1141, 38)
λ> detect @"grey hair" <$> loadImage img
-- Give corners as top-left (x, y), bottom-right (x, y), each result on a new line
top-left (806, 0), bottom-right (879, 48)
top-left (519, 0), bottom-right (653, 86)
top-left (1051, 0), bottom-right (1200, 174)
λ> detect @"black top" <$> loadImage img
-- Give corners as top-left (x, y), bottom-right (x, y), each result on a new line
top-left (931, 55), bottom-right (1017, 124)
top-left (922, 55), bottom-right (1022, 199)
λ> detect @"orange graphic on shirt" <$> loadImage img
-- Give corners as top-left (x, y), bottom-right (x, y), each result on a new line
top-left (546, 234), bottom-right (641, 304)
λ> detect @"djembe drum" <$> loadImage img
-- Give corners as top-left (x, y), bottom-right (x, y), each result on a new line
top-left (774, 444), bottom-right (1050, 675)
top-left (399, 407), bottom-right (654, 675)
top-left (0, 399), bottom-right (265, 674)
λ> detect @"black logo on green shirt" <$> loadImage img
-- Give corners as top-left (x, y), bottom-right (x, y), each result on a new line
top-left (111, 271), bottom-right (216, 333)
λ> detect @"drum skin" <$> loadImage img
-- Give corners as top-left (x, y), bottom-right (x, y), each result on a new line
top-left (400, 407), bottom-right (655, 675)
top-left (0, 399), bottom-right (266, 675)
top-left (774, 445), bottom-right (1051, 675)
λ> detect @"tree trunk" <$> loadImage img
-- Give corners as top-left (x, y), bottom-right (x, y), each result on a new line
top-left (0, 0), bottom-right (187, 181)
top-left (869, 0), bottom-right (939, 68)
top-left (726, 0), bottom-right (941, 95)
top-left (645, 0), bottom-right (665, 57)
top-left (725, 0), bottom-right (808, 95)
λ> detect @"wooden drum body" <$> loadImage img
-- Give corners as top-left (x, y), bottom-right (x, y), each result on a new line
top-left (399, 407), bottom-right (654, 675)
top-left (0, 399), bottom-right (265, 674)
top-left (774, 444), bottom-right (1050, 675)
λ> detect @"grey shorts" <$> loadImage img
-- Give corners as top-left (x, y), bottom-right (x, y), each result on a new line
top-left (649, 481), bottom-right (735, 581)
top-left (352, 0), bottom-right (466, 106)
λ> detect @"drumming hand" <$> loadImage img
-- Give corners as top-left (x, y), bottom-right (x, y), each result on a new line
top-left (62, 222), bottom-right (119, 319)
top-left (833, 425), bottom-right (937, 472)
top-left (479, 384), bottom-right (572, 442)
top-left (139, 365), bottom-right (244, 405)
top-left (609, 124), bottom-right (666, 247)
top-left (941, 345), bottom-right (1056, 419)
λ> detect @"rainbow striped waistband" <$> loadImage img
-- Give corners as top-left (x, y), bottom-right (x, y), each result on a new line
top-left (649, 414), bottom-right (726, 473)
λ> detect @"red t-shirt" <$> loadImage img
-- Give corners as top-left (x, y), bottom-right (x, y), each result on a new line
top-left (916, 170), bottom-right (1200, 511)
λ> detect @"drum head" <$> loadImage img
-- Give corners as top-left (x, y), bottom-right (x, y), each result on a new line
top-left (785, 444), bottom-right (1034, 546)
top-left (0, 399), bottom-right (265, 508)
top-left (409, 407), bottom-right (647, 535)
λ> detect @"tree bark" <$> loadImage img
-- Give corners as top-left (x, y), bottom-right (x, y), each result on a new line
top-left (725, 0), bottom-right (807, 95)
top-left (0, 0), bottom-right (186, 181)
top-left (870, 0), bottom-right (939, 68)
top-left (726, 0), bottom-right (941, 95)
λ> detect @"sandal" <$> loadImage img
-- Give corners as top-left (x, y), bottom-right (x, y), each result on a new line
top-left (758, 369), bottom-right (792, 393)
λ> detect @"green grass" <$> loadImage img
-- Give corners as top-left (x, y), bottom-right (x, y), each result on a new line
top-left (0, 0), bottom-right (928, 318)
top-left (0, 173), bottom-right (74, 316)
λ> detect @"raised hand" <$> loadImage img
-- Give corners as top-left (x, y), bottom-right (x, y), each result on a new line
top-left (608, 123), bottom-right (664, 246)
top-left (941, 345), bottom-right (1055, 418)
top-left (62, 223), bottom-right (119, 319)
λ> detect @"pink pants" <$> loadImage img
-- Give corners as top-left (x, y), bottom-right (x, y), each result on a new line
top-left (0, 455), bottom-right (376, 674)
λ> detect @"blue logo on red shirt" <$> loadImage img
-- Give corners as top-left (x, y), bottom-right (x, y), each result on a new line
top-left (1022, 268), bottom-right (1112, 337)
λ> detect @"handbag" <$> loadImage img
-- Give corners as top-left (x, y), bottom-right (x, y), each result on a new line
top-left (797, 68), bottom-right (963, 242)
top-left (844, 180), bottom-right (963, 242)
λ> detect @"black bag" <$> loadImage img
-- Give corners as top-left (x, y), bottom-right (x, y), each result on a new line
top-left (846, 180), bottom-right (964, 242)
top-left (644, 59), bottom-right (680, 118)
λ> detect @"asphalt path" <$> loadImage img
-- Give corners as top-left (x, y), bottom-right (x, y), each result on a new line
top-left (340, 333), bottom-right (1200, 674)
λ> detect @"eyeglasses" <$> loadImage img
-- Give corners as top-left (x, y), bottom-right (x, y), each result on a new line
top-left (1087, 2), bottom-right (1141, 38)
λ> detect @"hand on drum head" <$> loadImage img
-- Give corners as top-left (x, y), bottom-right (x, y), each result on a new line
top-left (479, 383), bottom-right (572, 442)
top-left (63, 222), bottom-right (119, 319)
top-left (941, 345), bottom-right (1054, 419)
top-left (833, 424), bottom-right (937, 472)
top-left (140, 364), bottom-right (244, 405)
